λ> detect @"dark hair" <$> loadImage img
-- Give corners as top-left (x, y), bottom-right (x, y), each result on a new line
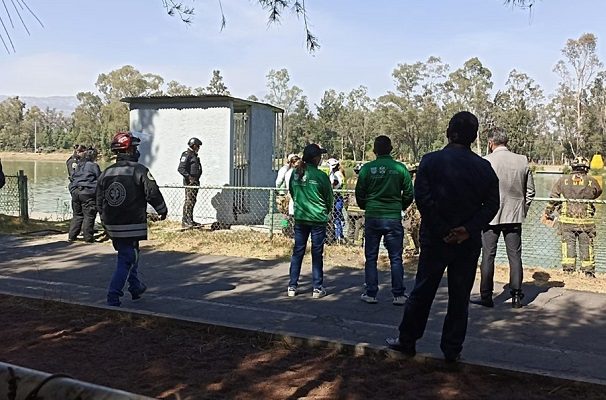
top-left (373, 135), bottom-right (393, 156)
top-left (294, 158), bottom-right (307, 178)
top-left (447, 111), bottom-right (479, 145)
top-left (486, 127), bottom-right (508, 146)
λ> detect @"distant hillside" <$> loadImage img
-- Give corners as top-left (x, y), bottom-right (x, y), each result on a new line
top-left (0, 95), bottom-right (78, 115)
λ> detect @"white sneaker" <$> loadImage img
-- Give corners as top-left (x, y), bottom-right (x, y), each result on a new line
top-left (287, 287), bottom-right (297, 297)
top-left (360, 293), bottom-right (378, 304)
top-left (312, 287), bottom-right (327, 299)
top-left (393, 295), bottom-right (407, 306)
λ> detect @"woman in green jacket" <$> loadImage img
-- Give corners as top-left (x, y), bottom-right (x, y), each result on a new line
top-left (287, 143), bottom-right (334, 299)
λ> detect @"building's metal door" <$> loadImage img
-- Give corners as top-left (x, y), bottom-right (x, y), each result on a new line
top-left (232, 111), bottom-right (250, 216)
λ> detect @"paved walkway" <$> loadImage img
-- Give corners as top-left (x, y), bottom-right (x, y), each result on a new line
top-left (1, 234), bottom-right (606, 385)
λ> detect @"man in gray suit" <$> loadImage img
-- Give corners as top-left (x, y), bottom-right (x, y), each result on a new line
top-left (471, 128), bottom-right (535, 308)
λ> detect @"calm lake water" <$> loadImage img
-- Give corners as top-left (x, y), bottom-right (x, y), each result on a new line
top-left (2, 159), bottom-right (605, 272)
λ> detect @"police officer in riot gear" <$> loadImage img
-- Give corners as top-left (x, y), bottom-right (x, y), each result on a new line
top-left (66, 144), bottom-right (86, 182)
top-left (544, 156), bottom-right (602, 277)
top-left (68, 146), bottom-right (101, 242)
top-left (178, 137), bottom-right (203, 228)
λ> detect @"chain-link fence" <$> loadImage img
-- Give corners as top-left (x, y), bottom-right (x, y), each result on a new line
top-left (156, 186), bottom-right (606, 272)
top-left (499, 198), bottom-right (606, 273)
top-left (0, 172), bottom-right (28, 220)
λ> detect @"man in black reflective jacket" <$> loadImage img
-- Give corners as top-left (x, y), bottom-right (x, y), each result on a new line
top-left (97, 131), bottom-right (168, 307)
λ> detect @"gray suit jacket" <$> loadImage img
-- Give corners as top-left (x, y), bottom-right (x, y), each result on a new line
top-left (484, 146), bottom-right (535, 225)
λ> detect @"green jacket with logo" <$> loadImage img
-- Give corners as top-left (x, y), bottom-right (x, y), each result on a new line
top-left (355, 155), bottom-right (414, 219)
top-left (289, 164), bottom-right (334, 225)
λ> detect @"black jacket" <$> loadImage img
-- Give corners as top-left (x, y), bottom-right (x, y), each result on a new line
top-left (0, 160), bottom-right (5, 189)
top-left (177, 149), bottom-right (202, 184)
top-left (66, 154), bottom-right (79, 182)
top-left (69, 160), bottom-right (101, 195)
top-left (415, 144), bottom-right (500, 247)
top-left (96, 153), bottom-right (168, 240)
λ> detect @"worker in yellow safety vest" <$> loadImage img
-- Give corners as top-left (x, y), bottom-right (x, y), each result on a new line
top-left (543, 157), bottom-right (603, 277)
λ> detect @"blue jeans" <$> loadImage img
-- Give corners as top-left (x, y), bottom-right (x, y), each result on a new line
top-left (364, 218), bottom-right (405, 297)
top-left (333, 196), bottom-right (345, 239)
top-left (289, 223), bottom-right (327, 289)
top-left (107, 239), bottom-right (144, 306)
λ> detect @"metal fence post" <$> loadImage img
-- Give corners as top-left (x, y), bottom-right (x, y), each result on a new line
top-left (268, 188), bottom-right (275, 240)
top-left (18, 170), bottom-right (29, 222)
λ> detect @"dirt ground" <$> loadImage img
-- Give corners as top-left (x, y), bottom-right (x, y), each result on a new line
top-left (1, 295), bottom-right (604, 400)
top-left (0, 151), bottom-right (71, 161)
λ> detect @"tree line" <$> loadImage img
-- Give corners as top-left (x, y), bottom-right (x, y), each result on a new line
top-left (0, 33), bottom-right (604, 164)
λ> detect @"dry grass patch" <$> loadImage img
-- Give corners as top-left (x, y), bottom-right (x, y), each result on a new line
top-left (149, 221), bottom-right (606, 294)
top-left (0, 214), bottom-right (69, 235)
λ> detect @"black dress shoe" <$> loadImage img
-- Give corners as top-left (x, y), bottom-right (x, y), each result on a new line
top-left (470, 296), bottom-right (494, 308)
top-left (444, 353), bottom-right (461, 363)
top-left (511, 289), bottom-right (524, 309)
top-left (385, 337), bottom-right (416, 357)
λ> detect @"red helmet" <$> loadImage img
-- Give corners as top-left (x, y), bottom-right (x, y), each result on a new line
top-left (111, 131), bottom-right (141, 152)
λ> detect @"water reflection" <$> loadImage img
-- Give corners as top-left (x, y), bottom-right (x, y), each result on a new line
top-left (2, 159), bottom-right (108, 216)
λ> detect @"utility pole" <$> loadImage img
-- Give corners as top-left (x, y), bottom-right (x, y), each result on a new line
top-left (34, 121), bottom-right (37, 153)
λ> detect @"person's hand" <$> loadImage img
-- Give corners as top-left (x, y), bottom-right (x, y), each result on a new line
top-left (160, 213), bottom-right (167, 221)
top-left (443, 226), bottom-right (469, 244)
top-left (542, 211), bottom-right (554, 221)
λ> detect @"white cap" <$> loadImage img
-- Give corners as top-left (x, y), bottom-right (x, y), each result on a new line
top-left (287, 153), bottom-right (298, 162)
top-left (327, 158), bottom-right (339, 167)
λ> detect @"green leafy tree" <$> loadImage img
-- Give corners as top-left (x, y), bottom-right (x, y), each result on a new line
top-left (443, 57), bottom-right (494, 153)
top-left (264, 68), bottom-right (303, 157)
top-left (287, 96), bottom-right (317, 151)
top-left (377, 57), bottom-right (448, 161)
top-left (166, 80), bottom-right (193, 96)
top-left (72, 91), bottom-right (103, 148)
top-left (0, 97), bottom-right (25, 150)
top-left (21, 106), bottom-right (43, 150)
top-left (492, 69), bottom-right (545, 158)
top-left (553, 33), bottom-right (603, 155)
top-left (198, 70), bottom-right (231, 95)
top-left (546, 85), bottom-right (578, 159)
top-left (584, 71), bottom-right (606, 154)
top-left (342, 86), bottom-right (373, 161)
top-left (316, 89), bottom-right (346, 158)
top-left (96, 65), bottom-right (164, 103)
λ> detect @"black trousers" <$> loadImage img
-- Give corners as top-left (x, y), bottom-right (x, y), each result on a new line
top-left (182, 186), bottom-right (199, 224)
top-left (398, 240), bottom-right (480, 357)
top-left (480, 223), bottom-right (523, 295)
top-left (68, 189), bottom-right (97, 242)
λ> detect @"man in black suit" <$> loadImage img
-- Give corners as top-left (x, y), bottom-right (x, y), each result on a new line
top-left (386, 111), bottom-right (500, 362)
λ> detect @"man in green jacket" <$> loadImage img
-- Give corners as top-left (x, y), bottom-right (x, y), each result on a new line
top-left (355, 135), bottom-right (414, 305)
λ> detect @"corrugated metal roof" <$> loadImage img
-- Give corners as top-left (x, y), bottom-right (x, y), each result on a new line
top-left (121, 95), bottom-right (284, 113)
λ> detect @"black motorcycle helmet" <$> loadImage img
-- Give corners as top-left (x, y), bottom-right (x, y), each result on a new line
top-left (85, 147), bottom-right (98, 161)
top-left (188, 137), bottom-right (202, 148)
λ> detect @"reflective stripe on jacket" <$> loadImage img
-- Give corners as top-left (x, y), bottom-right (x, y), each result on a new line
top-left (97, 154), bottom-right (167, 240)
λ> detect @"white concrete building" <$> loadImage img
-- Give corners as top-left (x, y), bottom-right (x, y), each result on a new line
top-left (122, 95), bottom-right (284, 226)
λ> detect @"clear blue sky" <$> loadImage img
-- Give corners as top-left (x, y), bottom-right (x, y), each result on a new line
top-left (1, 0), bottom-right (605, 106)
